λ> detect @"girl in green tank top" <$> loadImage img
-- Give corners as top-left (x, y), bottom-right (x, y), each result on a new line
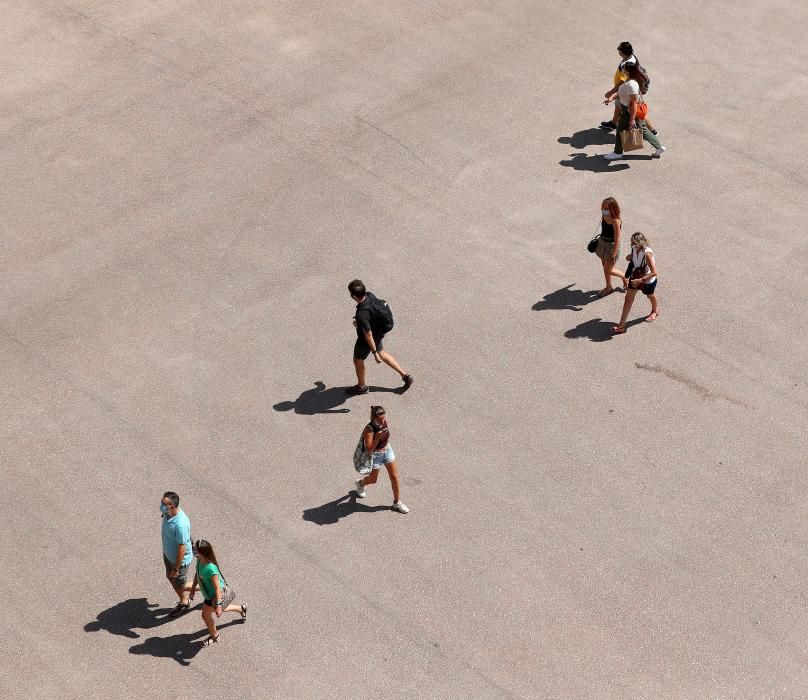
top-left (190, 539), bottom-right (248, 646)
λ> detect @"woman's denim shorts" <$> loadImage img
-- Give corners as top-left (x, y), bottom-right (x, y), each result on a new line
top-left (372, 445), bottom-right (395, 469)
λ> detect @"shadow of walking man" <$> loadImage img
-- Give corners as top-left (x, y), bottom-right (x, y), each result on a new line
top-left (273, 381), bottom-right (351, 414)
top-left (303, 492), bottom-right (390, 525)
top-left (85, 598), bottom-right (172, 639)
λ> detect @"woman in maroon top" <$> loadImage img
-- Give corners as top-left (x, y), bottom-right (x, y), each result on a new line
top-left (354, 405), bottom-right (409, 513)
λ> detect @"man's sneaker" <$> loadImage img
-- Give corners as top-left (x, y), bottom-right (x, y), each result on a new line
top-left (401, 374), bottom-right (414, 393)
top-left (391, 501), bottom-right (409, 514)
top-left (599, 120), bottom-right (616, 130)
top-left (345, 384), bottom-right (369, 396)
top-left (355, 479), bottom-right (366, 498)
top-left (603, 152), bottom-right (623, 160)
top-left (168, 602), bottom-right (189, 617)
top-left (652, 146), bottom-right (666, 158)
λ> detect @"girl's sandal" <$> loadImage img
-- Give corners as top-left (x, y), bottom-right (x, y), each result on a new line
top-left (611, 326), bottom-right (626, 334)
top-left (645, 312), bottom-right (659, 322)
top-left (240, 604), bottom-right (248, 621)
top-left (202, 634), bottom-right (220, 647)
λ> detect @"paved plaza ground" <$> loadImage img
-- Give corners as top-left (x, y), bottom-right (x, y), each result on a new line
top-left (3, 1), bottom-right (808, 697)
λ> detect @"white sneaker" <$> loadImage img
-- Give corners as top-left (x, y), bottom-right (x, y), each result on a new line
top-left (391, 501), bottom-right (409, 514)
top-left (653, 146), bottom-right (666, 158)
top-left (355, 479), bottom-right (366, 498)
top-left (603, 152), bottom-right (623, 160)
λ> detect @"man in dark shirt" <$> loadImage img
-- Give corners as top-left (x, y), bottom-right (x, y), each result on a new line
top-left (346, 279), bottom-right (413, 396)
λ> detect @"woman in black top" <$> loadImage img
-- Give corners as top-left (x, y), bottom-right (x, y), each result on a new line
top-left (595, 197), bottom-right (623, 296)
top-left (354, 405), bottom-right (409, 513)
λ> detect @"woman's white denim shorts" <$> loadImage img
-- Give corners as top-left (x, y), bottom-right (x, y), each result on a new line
top-left (372, 445), bottom-right (395, 469)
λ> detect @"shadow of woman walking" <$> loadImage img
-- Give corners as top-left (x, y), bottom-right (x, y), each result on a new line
top-left (303, 492), bottom-right (390, 525)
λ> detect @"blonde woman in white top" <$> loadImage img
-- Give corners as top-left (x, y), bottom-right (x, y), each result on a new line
top-left (611, 232), bottom-right (659, 334)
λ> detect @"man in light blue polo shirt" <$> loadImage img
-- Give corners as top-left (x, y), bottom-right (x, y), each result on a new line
top-left (160, 491), bottom-right (194, 617)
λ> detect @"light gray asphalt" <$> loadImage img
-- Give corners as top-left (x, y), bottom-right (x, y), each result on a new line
top-left (2, 1), bottom-right (808, 697)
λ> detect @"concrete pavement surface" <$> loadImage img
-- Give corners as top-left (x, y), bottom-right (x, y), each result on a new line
top-left (2, 1), bottom-right (808, 697)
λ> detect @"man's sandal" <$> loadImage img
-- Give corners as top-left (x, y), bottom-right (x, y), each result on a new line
top-left (611, 326), bottom-right (626, 334)
top-left (202, 634), bottom-right (220, 647)
top-left (645, 311), bottom-right (659, 322)
top-left (240, 604), bottom-right (247, 621)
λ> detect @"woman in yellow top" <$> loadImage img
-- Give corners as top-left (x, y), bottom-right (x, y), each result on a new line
top-left (190, 539), bottom-right (247, 646)
top-left (600, 42), bottom-right (657, 134)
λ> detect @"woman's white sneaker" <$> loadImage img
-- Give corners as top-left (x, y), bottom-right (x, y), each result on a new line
top-left (392, 501), bottom-right (409, 514)
top-left (355, 479), bottom-right (366, 498)
top-left (653, 146), bottom-right (666, 158)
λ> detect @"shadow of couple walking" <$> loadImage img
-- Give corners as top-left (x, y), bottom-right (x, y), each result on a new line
top-left (85, 597), bottom-right (242, 665)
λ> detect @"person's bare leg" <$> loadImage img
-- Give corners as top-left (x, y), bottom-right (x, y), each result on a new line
top-left (168, 574), bottom-right (186, 603)
top-left (201, 606), bottom-right (218, 639)
top-left (224, 603), bottom-right (242, 614)
top-left (178, 580), bottom-right (191, 605)
top-left (600, 258), bottom-right (615, 293)
top-left (353, 358), bottom-right (366, 387)
top-left (646, 117), bottom-right (656, 131)
top-left (362, 469), bottom-right (380, 487)
top-left (646, 293), bottom-right (659, 320)
top-left (609, 267), bottom-right (626, 283)
top-left (377, 350), bottom-right (406, 378)
top-left (616, 288), bottom-right (639, 328)
top-left (384, 459), bottom-right (402, 503)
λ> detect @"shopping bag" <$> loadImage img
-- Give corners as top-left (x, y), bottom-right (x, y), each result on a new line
top-left (353, 435), bottom-right (372, 474)
top-left (620, 127), bottom-right (644, 152)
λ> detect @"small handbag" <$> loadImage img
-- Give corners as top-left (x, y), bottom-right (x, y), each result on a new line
top-left (353, 434), bottom-right (373, 474)
top-left (586, 223), bottom-right (602, 253)
top-left (620, 127), bottom-right (644, 152)
top-left (635, 97), bottom-right (648, 120)
top-left (219, 584), bottom-right (236, 609)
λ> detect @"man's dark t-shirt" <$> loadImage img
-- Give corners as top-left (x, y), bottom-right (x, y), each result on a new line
top-left (355, 292), bottom-right (384, 339)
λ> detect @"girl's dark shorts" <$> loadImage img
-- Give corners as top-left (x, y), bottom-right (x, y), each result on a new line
top-left (641, 279), bottom-right (657, 295)
top-left (203, 599), bottom-right (215, 607)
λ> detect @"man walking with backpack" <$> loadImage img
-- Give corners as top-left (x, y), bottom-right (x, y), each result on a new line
top-left (346, 279), bottom-right (414, 396)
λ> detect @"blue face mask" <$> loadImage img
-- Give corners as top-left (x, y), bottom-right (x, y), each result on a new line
top-left (160, 503), bottom-right (169, 515)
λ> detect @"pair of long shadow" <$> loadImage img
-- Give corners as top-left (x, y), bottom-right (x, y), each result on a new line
top-left (534, 283), bottom-right (643, 342)
top-left (85, 598), bottom-right (243, 666)
top-left (558, 127), bottom-right (654, 172)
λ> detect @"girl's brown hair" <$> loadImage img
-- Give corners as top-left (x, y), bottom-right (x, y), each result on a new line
top-left (195, 539), bottom-right (223, 575)
top-left (603, 197), bottom-right (621, 220)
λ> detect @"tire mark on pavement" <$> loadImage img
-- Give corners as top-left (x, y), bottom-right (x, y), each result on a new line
top-left (635, 362), bottom-right (749, 407)
top-left (354, 115), bottom-right (431, 168)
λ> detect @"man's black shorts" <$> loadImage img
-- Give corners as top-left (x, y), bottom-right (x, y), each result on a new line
top-left (354, 334), bottom-right (384, 360)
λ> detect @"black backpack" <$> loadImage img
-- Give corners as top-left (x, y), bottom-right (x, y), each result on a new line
top-left (368, 295), bottom-right (395, 334)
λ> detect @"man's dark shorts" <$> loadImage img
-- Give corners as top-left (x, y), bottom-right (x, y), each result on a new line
top-left (353, 334), bottom-right (384, 360)
top-left (164, 554), bottom-right (192, 587)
